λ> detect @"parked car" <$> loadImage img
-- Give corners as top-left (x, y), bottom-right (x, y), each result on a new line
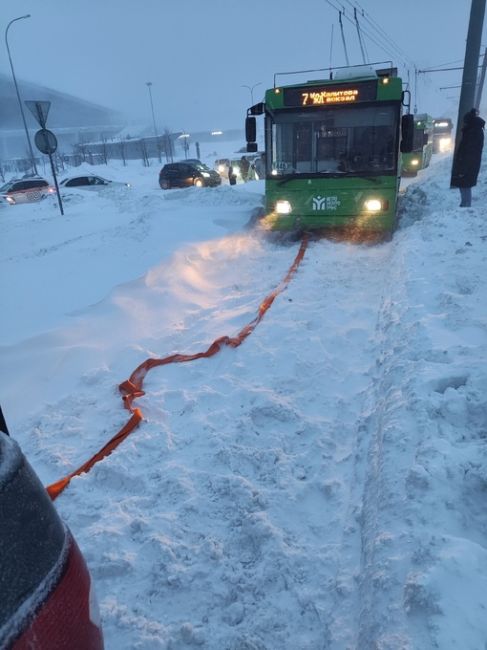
top-left (0, 429), bottom-right (104, 649)
top-left (159, 161), bottom-right (221, 189)
top-left (0, 177), bottom-right (55, 205)
top-left (214, 158), bottom-right (231, 178)
top-left (214, 153), bottom-right (263, 182)
top-left (59, 175), bottom-right (131, 190)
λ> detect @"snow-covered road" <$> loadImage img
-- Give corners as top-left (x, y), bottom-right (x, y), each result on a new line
top-left (2, 155), bottom-right (487, 649)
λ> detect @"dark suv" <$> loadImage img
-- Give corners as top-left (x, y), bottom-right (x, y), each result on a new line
top-left (159, 161), bottom-right (221, 189)
top-left (0, 177), bottom-right (54, 205)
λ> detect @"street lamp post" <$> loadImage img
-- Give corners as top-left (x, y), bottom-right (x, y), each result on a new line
top-left (146, 81), bottom-right (158, 137)
top-left (5, 15), bottom-right (38, 174)
top-left (146, 81), bottom-right (161, 162)
top-left (241, 82), bottom-right (263, 105)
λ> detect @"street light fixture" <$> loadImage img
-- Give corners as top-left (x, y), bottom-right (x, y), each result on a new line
top-left (241, 82), bottom-right (263, 105)
top-left (5, 15), bottom-right (38, 175)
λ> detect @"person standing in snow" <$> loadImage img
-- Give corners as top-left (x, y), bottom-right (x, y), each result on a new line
top-left (451, 108), bottom-right (485, 207)
top-left (254, 153), bottom-right (266, 180)
top-left (228, 163), bottom-right (237, 185)
top-left (240, 156), bottom-right (250, 182)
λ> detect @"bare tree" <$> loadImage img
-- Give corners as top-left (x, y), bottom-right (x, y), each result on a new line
top-left (140, 139), bottom-right (150, 167)
top-left (163, 128), bottom-right (174, 162)
top-left (101, 136), bottom-right (108, 165)
top-left (119, 139), bottom-right (126, 166)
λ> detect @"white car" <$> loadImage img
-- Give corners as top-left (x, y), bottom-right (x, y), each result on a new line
top-left (0, 177), bottom-right (55, 205)
top-left (59, 175), bottom-right (131, 191)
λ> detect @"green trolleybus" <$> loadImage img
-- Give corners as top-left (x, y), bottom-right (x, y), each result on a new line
top-left (245, 63), bottom-right (414, 236)
top-left (432, 117), bottom-right (454, 153)
top-left (400, 113), bottom-right (434, 176)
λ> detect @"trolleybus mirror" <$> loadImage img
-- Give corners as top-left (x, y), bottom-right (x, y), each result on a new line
top-left (247, 142), bottom-right (258, 153)
top-left (400, 114), bottom-right (414, 153)
top-left (423, 133), bottom-right (429, 145)
top-left (249, 102), bottom-right (265, 116)
top-left (246, 116), bottom-right (256, 143)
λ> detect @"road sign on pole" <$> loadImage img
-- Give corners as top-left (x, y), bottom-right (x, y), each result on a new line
top-left (34, 128), bottom-right (57, 155)
top-left (25, 100), bottom-right (51, 129)
top-left (33, 126), bottom-right (64, 216)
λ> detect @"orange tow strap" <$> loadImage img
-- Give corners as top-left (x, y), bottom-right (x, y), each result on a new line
top-left (47, 236), bottom-right (308, 499)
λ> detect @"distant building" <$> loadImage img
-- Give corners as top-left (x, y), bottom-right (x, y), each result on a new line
top-left (0, 72), bottom-right (246, 171)
top-left (0, 72), bottom-right (124, 161)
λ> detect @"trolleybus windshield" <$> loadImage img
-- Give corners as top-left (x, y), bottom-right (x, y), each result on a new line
top-left (270, 105), bottom-right (398, 176)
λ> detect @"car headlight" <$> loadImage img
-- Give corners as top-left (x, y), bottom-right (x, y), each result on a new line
top-left (411, 159), bottom-right (419, 166)
top-left (218, 165), bottom-right (225, 173)
top-left (275, 200), bottom-right (292, 214)
top-left (6, 196), bottom-right (15, 204)
top-left (439, 137), bottom-right (451, 152)
top-left (201, 172), bottom-right (210, 177)
top-left (363, 198), bottom-right (388, 212)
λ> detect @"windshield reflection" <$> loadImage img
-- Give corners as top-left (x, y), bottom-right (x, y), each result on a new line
top-left (271, 105), bottom-right (398, 176)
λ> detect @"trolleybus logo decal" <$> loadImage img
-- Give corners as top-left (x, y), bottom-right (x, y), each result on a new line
top-left (312, 196), bottom-right (341, 211)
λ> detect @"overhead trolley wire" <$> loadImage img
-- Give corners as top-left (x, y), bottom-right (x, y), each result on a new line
top-left (421, 59), bottom-right (464, 71)
top-left (338, 0), bottom-right (417, 70)
top-left (323, 0), bottom-right (417, 71)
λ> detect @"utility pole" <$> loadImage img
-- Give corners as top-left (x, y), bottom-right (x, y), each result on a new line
top-left (5, 15), bottom-right (38, 175)
top-left (146, 82), bottom-right (158, 137)
top-left (452, 0), bottom-right (486, 162)
top-left (414, 67), bottom-right (418, 114)
top-left (474, 46), bottom-right (487, 109)
top-left (146, 81), bottom-right (161, 163)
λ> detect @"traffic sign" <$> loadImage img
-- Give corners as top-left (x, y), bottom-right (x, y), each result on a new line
top-left (34, 129), bottom-right (58, 155)
top-left (25, 101), bottom-right (51, 128)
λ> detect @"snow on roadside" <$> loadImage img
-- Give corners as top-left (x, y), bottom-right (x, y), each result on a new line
top-left (355, 156), bottom-right (487, 650)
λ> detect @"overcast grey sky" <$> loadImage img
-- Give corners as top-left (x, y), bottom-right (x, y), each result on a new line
top-left (2, 0), bottom-right (483, 131)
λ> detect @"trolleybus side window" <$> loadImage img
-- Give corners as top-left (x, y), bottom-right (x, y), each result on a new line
top-left (272, 122), bottom-right (294, 173)
top-left (413, 128), bottom-right (423, 151)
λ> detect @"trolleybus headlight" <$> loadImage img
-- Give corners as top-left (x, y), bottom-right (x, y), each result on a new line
top-left (275, 200), bottom-right (292, 214)
top-left (271, 169), bottom-right (278, 176)
top-left (218, 164), bottom-right (225, 173)
top-left (363, 198), bottom-right (388, 212)
top-left (411, 159), bottom-right (420, 166)
top-left (364, 199), bottom-right (382, 212)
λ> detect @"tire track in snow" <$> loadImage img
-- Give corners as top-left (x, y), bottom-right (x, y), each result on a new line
top-left (25, 228), bottom-right (406, 649)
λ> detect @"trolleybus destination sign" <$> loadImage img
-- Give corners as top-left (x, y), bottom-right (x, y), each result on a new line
top-left (283, 80), bottom-right (377, 108)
